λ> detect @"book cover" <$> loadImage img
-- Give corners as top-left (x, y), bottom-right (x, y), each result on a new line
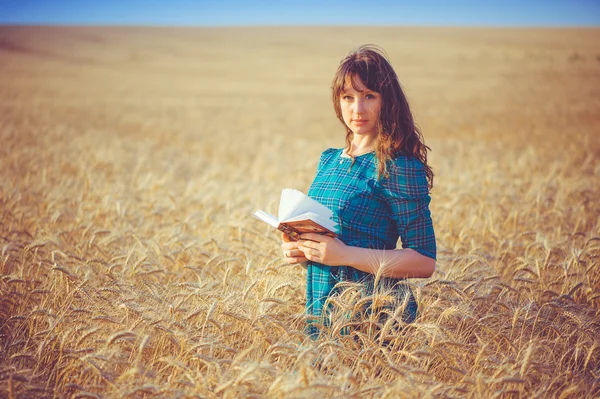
top-left (253, 189), bottom-right (338, 241)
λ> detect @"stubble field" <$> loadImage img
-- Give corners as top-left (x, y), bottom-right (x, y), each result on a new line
top-left (0, 26), bottom-right (599, 398)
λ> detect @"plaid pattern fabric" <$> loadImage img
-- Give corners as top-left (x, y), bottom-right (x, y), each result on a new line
top-left (305, 148), bottom-right (436, 335)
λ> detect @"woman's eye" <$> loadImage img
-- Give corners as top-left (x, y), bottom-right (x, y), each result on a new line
top-left (342, 95), bottom-right (352, 100)
top-left (366, 94), bottom-right (376, 99)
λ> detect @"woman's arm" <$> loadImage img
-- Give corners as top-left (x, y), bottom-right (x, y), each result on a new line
top-left (297, 233), bottom-right (435, 279)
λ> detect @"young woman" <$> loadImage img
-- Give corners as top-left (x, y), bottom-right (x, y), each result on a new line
top-left (281, 45), bottom-right (436, 337)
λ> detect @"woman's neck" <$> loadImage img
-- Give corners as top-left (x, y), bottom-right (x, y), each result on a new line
top-left (347, 135), bottom-right (376, 156)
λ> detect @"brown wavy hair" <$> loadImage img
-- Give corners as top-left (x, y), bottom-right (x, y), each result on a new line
top-left (332, 44), bottom-right (434, 189)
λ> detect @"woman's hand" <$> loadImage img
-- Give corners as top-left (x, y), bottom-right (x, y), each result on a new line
top-left (297, 233), bottom-right (348, 266)
top-left (281, 233), bottom-right (308, 264)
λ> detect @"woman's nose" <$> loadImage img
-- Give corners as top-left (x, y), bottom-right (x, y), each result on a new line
top-left (353, 98), bottom-right (365, 113)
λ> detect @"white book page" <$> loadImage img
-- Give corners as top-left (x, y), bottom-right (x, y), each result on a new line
top-left (278, 189), bottom-right (333, 221)
top-left (252, 209), bottom-right (280, 228)
top-left (277, 189), bottom-right (303, 220)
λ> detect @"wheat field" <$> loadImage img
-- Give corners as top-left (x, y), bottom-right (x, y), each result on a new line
top-left (0, 26), bottom-right (599, 398)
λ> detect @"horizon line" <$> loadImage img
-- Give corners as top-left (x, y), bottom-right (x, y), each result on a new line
top-left (1, 22), bottom-right (599, 30)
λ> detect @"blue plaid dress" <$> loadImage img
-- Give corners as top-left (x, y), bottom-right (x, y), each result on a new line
top-left (306, 148), bottom-right (436, 335)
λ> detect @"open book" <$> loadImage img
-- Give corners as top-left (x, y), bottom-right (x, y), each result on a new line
top-left (253, 189), bottom-right (338, 241)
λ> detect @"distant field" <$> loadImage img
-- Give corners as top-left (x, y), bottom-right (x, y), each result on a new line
top-left (0, 26), bottom-right (599, 398)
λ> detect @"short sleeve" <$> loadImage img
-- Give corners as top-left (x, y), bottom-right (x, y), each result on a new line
top-left (379, 157), bottom-right (437, 260)
top-left (315, 148), bottom-right (338, 174)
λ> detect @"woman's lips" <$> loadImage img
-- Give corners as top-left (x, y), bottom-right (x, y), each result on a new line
top-left (353, 120), bottom-right (368, 125)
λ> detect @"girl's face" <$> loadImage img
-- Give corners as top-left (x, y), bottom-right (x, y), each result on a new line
top-left (339, 75), bottom-right (382, 137)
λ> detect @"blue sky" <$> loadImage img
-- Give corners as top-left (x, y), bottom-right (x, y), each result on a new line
top-left (1, 0), bottom-right (599, 27)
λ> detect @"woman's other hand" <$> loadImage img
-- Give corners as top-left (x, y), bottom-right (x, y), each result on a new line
top-left (281, 233), bottom-right (308, 264)
top-left (297, 233), bottom-right (348, 266)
